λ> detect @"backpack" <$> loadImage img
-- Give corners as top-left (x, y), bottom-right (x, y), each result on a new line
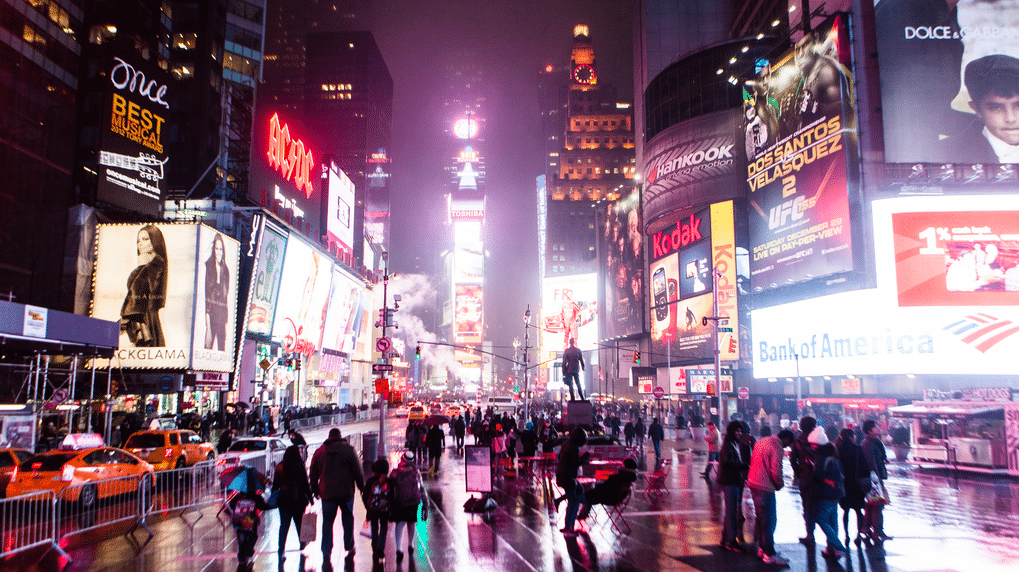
top-left (231, 498), bottom-right (258, 530)
top-left (366, 476), bottom-right (390, 514)
top-left (818, 457), bottom-right (845, 500)
top-left (393, 466), bottom-right (421, 506)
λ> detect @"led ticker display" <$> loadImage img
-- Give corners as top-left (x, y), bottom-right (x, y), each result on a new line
top-left (874, 0), bottom-right (1019, 164)
top-left (599, 187), bottom-right (645, 340)
top-left (97, 55), bottom-right (171, 217)
top-left (743, 15), bottom-right (856, 290)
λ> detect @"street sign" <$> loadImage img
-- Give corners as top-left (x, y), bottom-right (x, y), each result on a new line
top-left (376, 337), bottom-right (392, 353)
top-left (53, 388), bottom-right (69, 403)
top-left (652, 386), bottom-right (665, 399)
top-left (259, 358), bottom-right (271, 371)
top-left (718, 327), bottom-right (733, 332)
top-left (374, 378), bottom-right (390, 393)
top-left (738, 386), bottom-right (750, 400)
top-left (372, 363), bottom-right (394, 373)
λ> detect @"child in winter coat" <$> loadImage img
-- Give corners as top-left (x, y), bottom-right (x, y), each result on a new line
top-left (361, 457), bottom-right (392, 562)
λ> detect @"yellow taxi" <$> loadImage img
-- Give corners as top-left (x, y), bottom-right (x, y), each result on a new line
top-left (6, 434), bottom-right (154, 505)
top-left (444, 405), bottom-right (463, 418)
top-left (0, 448), bottom-right (33, 498)
top-left (407, 405), bottom-right (427, 422)
top-left (124, 429), bottom-right (216, 471)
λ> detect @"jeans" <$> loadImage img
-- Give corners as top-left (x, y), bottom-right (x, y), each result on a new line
top-left (800, 489), bottom-right (816, 539)
top-left (278, 504), bottom-right (304, 553)
top-left (563, 373), bottom-right (583, 400)
top-left (369, 516), bottom-right (389, 554)
top-left (750, 488), bottom-right (777, 556)
top-left (235, 527), bottom-right (258, 562)
top-left (816, 499), bottom-right (847, 551)
top-left (722, 485), bottom-right (742, 544)
top-left (321, 497), bottom-right (355, 559)
top-left (652, 438), bottom-right (662, 462)
top-left (562, 479), bottom-right (586, 531)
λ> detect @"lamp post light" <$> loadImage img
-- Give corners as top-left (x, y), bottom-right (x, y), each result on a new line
top-left (793, 352), bottom-right (801, 418)
top-left (523, 305), bottom-right (531, 421)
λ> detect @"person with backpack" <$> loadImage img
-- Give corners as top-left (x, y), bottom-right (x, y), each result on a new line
top-left (390, 451), bottom-right (427, 564)
top-left (810, 434), bottom-right (849, 560)
top-left (789, 416), bottom-right (818, 545)
top-left (227, 466), bottom-right (270, 572)
top-left (273, 445), bottom-right (313, 562)
top-left (309, 428), bottom-right (364, 569)
top-left (361, 457), bottom-right (392, 563)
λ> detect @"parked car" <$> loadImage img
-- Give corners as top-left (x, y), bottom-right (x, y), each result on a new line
top-left (0, 448), bottom-right (33, 498)
top-left (214, 436), bottom-right (289, 481)
top-left (124, 429), bottom-right (216, 471)
top-left (6, 434), bottom-right (154, 511)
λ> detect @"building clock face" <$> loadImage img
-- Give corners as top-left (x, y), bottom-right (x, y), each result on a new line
top-left (573, 64), bottom-right (595, 84)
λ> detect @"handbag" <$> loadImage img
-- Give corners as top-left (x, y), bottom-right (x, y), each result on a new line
top-left (299, 509), bottom-right (318, 544)
top-left (266, 488), bottom-right (281, 509)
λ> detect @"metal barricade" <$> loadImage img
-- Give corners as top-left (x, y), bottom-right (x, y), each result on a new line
top-left (147, 461), bottom-right (220, 525)
top-left (58, 472), bottom-right (153, 540)
top-left (0, 490), bottom-right (67, 561)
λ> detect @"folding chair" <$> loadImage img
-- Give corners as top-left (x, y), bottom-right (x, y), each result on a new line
top-left (643, 458), bottom-right (671, 500)
top-left (604, 484), bottom-right (632, 535)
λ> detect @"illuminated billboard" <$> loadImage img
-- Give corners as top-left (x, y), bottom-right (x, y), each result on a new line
top-left (742, 15), bottom-right (856, 289)
top-left (191, 226), bottom-right (241, 371)
top-left (249, 108), bottom-right (321, 240)
top-left (648, 203), bottom-right (743, 364)
top-left (752, 194), bottom-right (1019, 378)
top-left (245, 219), bottom-right (288, 338)
top-left (271, 236), bottom-right (333, 357)
top-left (541, 274), bottom-right (599, 352)
top-left (97, 55), bottom-right (171, 217)
top-left (454, 284), bottom-right (483, 366)
top-left (92, 224), bottom-right (198, 369)
top-left (600, 188), bottom-right (645, 339)
top-left (874, 0), bottom-right (1019, 164)
top-left (324, 162), bottom-right (355, 256)
top-left (321, 267), bottom-right (364, 354)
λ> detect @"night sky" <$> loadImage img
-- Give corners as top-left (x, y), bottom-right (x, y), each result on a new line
top-left (367, 0), bottom-right (634, 370)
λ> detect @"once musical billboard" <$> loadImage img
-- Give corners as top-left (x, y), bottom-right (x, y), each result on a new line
top-left (97, 54), bottom-right (171, 217)
top-left (874, 0), bottom-right (1019, 164)
top-left (600, 188), bottom-right (645, 340)
top-left (742, 15), bottom-right (856, 290)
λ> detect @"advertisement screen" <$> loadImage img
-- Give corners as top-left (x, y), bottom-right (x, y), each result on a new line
top-left (743, 15), bottom-right (855, 289)
top-left (97, 55), bottom-right (171, 217)
top-left (541, 274), bottom-right (599, 352)
top-left (191, 225), bottom-right (241, 372)
top-left (245, 221), bottom-right (288, 338)
top-left (600, 188), bottom-right (645, 339)
top-left (752, 195), bottom-right (1019, 378)
top-left (454, 284), bottom-right (483, 365)
top-left (892, 210), bottom-right (1019, 306)
top-left (325, 162), bottom-right (355, 256)
top-left (92, 224), bottom-right (197, 369)
top-left (321, 267), bottom-right (364, 354)
top-left (271, 236), bottom-right (333, 357)
top-left (874, 0), bottom-right (1019, 164)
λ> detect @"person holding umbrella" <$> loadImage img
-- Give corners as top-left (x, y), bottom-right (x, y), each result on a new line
top-left (224, 466), bottom-right (270, 571)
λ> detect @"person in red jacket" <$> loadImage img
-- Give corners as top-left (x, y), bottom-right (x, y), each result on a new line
top-left (746, 429), bottom-right (795, 567)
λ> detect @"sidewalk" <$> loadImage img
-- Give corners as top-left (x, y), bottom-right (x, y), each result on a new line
top-left (34, 432), bottom-right (1019, 572)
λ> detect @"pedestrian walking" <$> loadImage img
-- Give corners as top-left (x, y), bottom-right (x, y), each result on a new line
top-left (836, 428), bottom-right (869, 545)
top-left (635, 417), bottom-right (646, 448)
top-left (390, 451), bottom-right (427, 564)
top-left (809, 432), bottom-right (848, 559)
top-left (746, 429), bottom-right (795, 567)
top-left (308, 428), bottom-right (365, 569)
top-left (623, 420), bottom-right (635, 448)
top-left (555, 427), bottom-right (591, 535)
top-left (718, 421), bottom-right (749, 553)
top-left (789, 416), bottom-right (818, 545)
top-left (702, 421), bottom-right (721, 478)
top-left (453, 415), bottom-right (466, 453)
top-left (227, 466), bottom-right (270, 572)
top-left (426, 423), bottom-right (445, 474)
top-left (217, 428), bottom-right (234, 454)
top-left (562, 338), bottom-right (586, 400)
top-left (737, 421), bottom-right (756, 545)
top-left (861, 419), bottom-right (892, 543)
top-left (520, 421), bottom-right (539, 457)
top-left (273, 444), bottom-right (314, 561)
top-left (649, 417), bottom-right (665, 465)
top-left (361, 458), bottom-right (392, 563)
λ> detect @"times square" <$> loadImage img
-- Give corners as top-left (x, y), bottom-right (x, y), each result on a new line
top-left (2, 1), bottom-right (1019, 572)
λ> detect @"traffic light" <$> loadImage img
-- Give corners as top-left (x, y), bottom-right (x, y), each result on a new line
top-left (295, 357), bottom-right (302, 371)
top-left (415, 345), bottom-right (421, 359)
top-left (633, 350), bottom-right (641, 364)
top-left (728, 336), bottom-right (737, 354)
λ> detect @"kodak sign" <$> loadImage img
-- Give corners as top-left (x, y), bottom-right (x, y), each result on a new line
top-left (651, 212), bottom-right (706, 260)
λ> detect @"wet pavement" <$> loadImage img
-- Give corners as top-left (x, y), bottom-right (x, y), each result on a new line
top-left (15, 419), bottom-right (1019, 572)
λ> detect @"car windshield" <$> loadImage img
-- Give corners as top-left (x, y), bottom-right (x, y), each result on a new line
top-left (125, 434), bottom-right (165, 449)
top-left (411, 407), bottom-right (424, 412)
top-left (228, 440), bottom-right (267, 452)
top-left (20, 453), bottom-right (77, 471)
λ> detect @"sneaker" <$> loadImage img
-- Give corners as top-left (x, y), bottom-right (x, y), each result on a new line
top-left (761, 553), bottom-right (790, 566)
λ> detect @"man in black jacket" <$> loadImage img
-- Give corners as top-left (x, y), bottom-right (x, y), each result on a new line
top-left (309, 428), bottom-right (364, 568)
top-left (789, 416), bottom-right (818, 546)
top-left (861, 420), bottom-right (891, 542)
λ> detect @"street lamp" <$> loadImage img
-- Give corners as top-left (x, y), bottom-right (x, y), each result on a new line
top-left (523, 305), bottom-right (531, 421)
top-left (793, 352), bottom-right (801, 418)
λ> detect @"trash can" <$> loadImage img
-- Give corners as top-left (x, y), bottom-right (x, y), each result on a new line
top-left (362, 430), bottom-right (379, 475)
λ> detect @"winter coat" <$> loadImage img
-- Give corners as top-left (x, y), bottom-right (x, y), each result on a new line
top-left (717, 436), bottom-right (749, 487)
top-left (861, 435), bottom-right (888, 481)
top-left (308, 436), bottom-right (364, 501)
top-left (837, 440), bottom-right (869, 510)
top-left (746, 435), bottom-right (785, 493)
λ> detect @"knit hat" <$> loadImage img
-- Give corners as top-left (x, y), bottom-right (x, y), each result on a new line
top-left (525, 422), bottom-right (534, 430)
top-left (807, 426), bottom-right (829, 446)
top-left (402, 451), bottom-right (415, 463)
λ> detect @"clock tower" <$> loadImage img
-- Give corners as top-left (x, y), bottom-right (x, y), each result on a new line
top-left (570, 25), bottom-right (597, 85)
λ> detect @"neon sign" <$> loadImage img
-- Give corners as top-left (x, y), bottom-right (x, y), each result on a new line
top-left (267, 113), bottom-right (315, 198)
